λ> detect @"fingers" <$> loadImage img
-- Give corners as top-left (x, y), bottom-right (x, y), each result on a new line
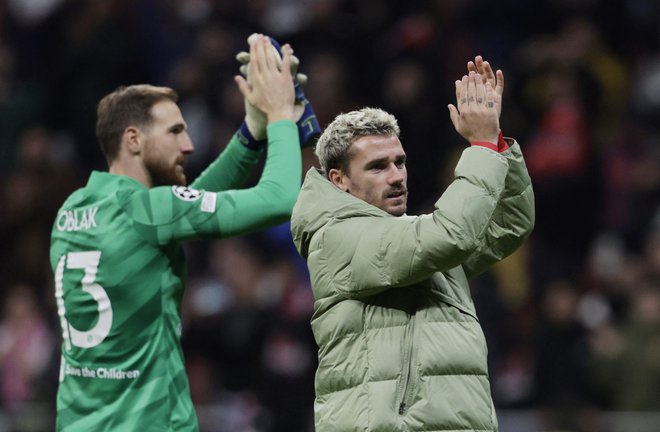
top-left (485, 82), bottom-right (495, 109)
top-left (290, 54), bottom-right (300, 76)
top-left (476, 73), bottom-right (485, 105)
top-left (447, 104), bottom-right (459, 128)
top-left (238, 49), bottom-right (301, 79)
top-left (450, 71), bottom-right (499, 143)
top-left (458, 75), bottom-right (468, 108)
top-left (455, 79), bottom-right (462, 107)
top-left (280, 43), bottom-right (293, 81)
top-left (247, 33), bottom-right (260, 45)
top-left (234, 75), bottom-right (250, 98)
top-left (249, 35), bottom-right (263, 75)
top-left (467, 71), bottom-right (477, 105)
top-left (458, 72), bottom-right (493, 108)
top-left (481, 60), bottom-right (496, 86)
top-left (455, 72), bottom-right (496, 115)
top-left (469, 55), bottom-right (498, 89)
top-left (236, 51), bottom-right (250, 65)
top-left (473, 56), bottom-right (486, 85)
top-left (259, 37), bottom-right (277, 72)
top-left (495, 69), bottom-right (504, 96)
top-left (249, 35), bottom-right (279, 76)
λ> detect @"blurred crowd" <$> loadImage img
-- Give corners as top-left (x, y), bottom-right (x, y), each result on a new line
top-left (0, 0), bottom-right (659, 431)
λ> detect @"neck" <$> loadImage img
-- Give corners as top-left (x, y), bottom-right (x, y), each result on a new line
top-left (109, 159), bottom-right (152, 188)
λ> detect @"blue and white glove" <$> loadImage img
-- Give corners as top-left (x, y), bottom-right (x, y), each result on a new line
top-left (236, 34), bottom-right (321, 149)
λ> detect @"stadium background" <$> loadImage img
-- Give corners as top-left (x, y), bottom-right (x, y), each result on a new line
top-left (1, 0), bottom-right (659, 431)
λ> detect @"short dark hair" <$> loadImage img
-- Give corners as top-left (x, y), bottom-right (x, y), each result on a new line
top-left (96, 84), bottom-right (178, 163)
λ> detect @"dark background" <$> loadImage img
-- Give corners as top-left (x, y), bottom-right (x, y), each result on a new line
top-left (0, 0), bottom-right (659, 431)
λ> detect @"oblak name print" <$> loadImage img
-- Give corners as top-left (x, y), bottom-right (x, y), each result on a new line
top-left (56, 207), bottom-right (99, 232)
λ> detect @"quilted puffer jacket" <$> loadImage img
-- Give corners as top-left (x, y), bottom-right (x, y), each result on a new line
top-left (291, 142), bottom-right (534, 432)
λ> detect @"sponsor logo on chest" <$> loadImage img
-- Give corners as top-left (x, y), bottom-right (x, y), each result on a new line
top-left (56, 207), bottom-right (98, 232)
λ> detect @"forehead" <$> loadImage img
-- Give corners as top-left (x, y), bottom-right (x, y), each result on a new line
top-left (149, 100), bottom-right (184, 125)
top-left (349, 134), bottom-right (405, 161)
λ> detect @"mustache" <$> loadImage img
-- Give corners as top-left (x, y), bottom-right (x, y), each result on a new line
top-left (384, 186), bottom-right (408, 198)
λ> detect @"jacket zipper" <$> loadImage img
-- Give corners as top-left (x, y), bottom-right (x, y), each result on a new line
top-left (398, 312), bottom-right (417, 415)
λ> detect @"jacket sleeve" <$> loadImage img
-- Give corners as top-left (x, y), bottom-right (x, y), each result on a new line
top-left (461, 140), bottom-right (535, 279)
top-left (118, 120), bottom-right (301, 244)
top-left (319, 146), bottom-right (509, 299)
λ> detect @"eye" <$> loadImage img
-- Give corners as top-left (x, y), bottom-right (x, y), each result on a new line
top-left (169, 124), bottom-right (185, 134)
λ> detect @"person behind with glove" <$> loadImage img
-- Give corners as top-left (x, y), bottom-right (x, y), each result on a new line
top-left (235, 33), bottom-right (321, 150)
top-left (290, 56), bottom-right (535, 431)
top-left (50, 35), bottom-right (308, 431)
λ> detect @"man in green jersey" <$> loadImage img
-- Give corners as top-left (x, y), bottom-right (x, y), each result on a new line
top-left (50, 35), bottom-right (303, 431)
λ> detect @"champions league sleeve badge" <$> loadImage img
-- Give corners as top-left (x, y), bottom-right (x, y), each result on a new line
top-left (171, 186), bottom-right (202, 202)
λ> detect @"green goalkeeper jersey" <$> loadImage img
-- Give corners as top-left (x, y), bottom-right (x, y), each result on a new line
top-left (50, 121), bottom-right (301, 431)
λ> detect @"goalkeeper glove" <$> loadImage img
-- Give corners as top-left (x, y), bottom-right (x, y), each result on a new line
top-left (236, 34), bottom-right (321, 149)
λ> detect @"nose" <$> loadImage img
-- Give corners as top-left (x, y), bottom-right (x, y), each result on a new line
top-left (180, 132), bottom-right (194, 154)
top-left (388, 163), bottom-right (405, 185)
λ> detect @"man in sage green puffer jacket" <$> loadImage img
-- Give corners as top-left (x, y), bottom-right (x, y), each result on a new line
top-left (291, 59), bottom-right (534, 432)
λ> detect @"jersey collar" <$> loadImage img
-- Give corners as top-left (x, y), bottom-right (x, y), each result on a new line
top-left (87, 171), bottom-right (147, 195)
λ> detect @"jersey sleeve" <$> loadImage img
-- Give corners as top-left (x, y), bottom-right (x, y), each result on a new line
top-left (117, 120), bottom-right (302, 245)
top-left (190, 133), bottom-right (262, 192)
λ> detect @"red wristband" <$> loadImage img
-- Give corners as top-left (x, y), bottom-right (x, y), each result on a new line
top-left (497, 131), bottom-right (509, 152)
top-left (471, 131), bottom-right (509, 153)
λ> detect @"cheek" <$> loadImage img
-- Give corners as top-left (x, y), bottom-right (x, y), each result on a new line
top-left (362, 178), bottom-right (385, 200)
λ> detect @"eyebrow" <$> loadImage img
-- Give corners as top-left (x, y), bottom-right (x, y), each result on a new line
top-left (363, 154), bottom-right (406, 170)
top-left (364, 156), bottom-right (389, 170)
top-left (168, 122), bottom-right (187, 133)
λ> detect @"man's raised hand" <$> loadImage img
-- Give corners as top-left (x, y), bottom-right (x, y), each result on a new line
top-left (447, 71), bottom-right (500, 145)
top-left (467, 55), bottom-right (504, 119)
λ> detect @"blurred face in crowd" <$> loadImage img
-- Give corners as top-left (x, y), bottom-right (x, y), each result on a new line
top-left (329, 134), bottom-right (408, 216)
top-left (141, 100), bottom-right (194, 186)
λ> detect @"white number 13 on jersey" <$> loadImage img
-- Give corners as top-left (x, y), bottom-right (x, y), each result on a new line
top-left (55, 251), bottom-right (113, 350)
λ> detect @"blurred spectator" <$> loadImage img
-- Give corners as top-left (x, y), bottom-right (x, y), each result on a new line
top-left (533, 280), bottom-right (590, 429)
top-left (0, 284), bottom-right (54, 410)
top-left (0, 125), bottom-right (81, 289)
top-left (589, 282), bottom-right (660, 411)
top-left (0, 0), bottom-right (659, 429)
top-left (0, 39), bottom-right (43, 168)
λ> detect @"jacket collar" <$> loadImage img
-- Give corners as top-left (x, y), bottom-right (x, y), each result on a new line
top-left (291, 168), bottom-right (392, 258)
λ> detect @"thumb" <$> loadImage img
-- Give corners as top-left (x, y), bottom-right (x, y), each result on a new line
top-left (234, 75), bottom-right (251, 98)
top-left (447, 104), bottom-right (460, 129)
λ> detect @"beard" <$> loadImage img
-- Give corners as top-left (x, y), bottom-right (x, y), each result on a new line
top-left (145, 157), bottom-right (186, 187)
top-left (382, 185), bottom-right (408, 216)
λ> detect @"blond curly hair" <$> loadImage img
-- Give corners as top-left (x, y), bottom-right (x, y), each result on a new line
top-left (315, 107), bottom-right (400, 174)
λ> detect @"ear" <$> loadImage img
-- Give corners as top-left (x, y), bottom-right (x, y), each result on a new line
top-left (123, 126), bottom-right (142, 155)
top-left (328, 168), bottom-right (349, 192)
